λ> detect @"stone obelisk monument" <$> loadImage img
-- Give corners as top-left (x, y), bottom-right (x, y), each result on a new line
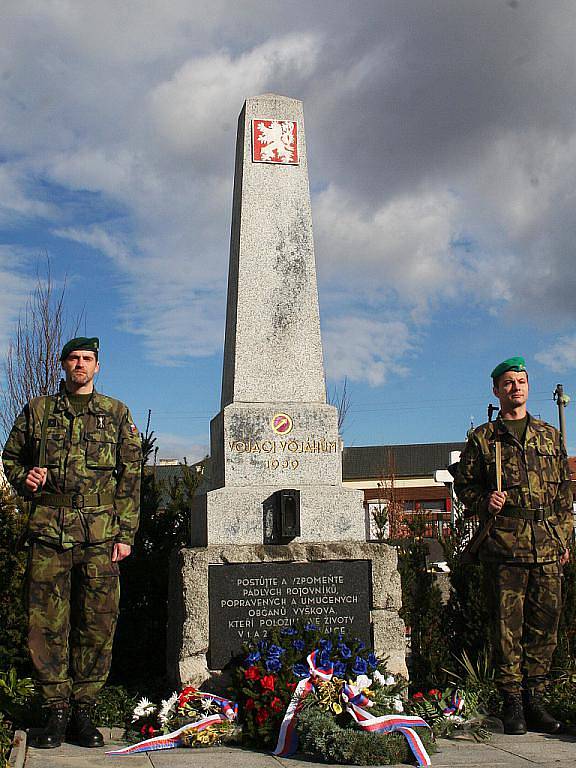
top-left (168, 94), bottom-right (405, 686)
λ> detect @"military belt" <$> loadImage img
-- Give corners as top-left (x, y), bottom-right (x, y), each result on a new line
top-left (500, 505), bottom-right (555, 521)
top-left (36, 492), bottom-right (115, 509)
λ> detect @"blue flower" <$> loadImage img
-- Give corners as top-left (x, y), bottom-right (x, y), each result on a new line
top-left (367, 653), bottom-right (378, 669)
top-left (355, 640), bottom-right (366, 651)
top-left (266, 656), bottom-right (282, 673)
top-left (280, 627), bottom-right (297, 636)
top-left (333, 661), bottom-right (347, 677)
top-left (246, 651), bottom-right (261, 665)
top-left (352, 656), bottom-right (368, 675)
top-left (267, 644), bottom-right (285, 657)
top-left (304, 623), bottom-right (318, 632)
top-left (319, 639), bottom-right (332, 652)
top-left (319, 650), bottom-right (332, 668)
top-left (338, 643), bottom-right (352, 659)
top-left (293, 663), bottom-right (309, 678)
top-left (292, 639), bottom-right (305, 651)
top-left (257, 640), bottom-right (269, 652)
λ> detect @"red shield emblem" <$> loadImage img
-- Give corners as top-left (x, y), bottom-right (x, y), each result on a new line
top-left (252, 119), bottom-right (298, 164)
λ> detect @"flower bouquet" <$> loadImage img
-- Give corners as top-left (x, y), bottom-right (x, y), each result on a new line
top-left (231, 623), bottom-right (434, 765)
top-left (109, 688), bottom-right (241, 755)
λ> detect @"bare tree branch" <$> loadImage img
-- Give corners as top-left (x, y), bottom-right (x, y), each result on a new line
top-left (327, 377), bottom-right (351, 432)
top-left (0, 257), bottom-right (82, 443)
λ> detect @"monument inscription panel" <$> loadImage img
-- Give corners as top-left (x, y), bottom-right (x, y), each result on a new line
top-left (208, 560), bottom-right (372, 668)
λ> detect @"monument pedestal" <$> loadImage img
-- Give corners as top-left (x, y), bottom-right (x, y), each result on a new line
top-left (167, 542), bottom-right (407, 688)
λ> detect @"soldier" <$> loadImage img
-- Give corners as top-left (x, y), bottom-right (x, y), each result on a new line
top-left (2, 337), bottom-right (142, 749)
top-left (454, 357), bottom-right (572, 735)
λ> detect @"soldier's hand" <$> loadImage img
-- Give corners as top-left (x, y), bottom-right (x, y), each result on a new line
top-left (112, 543), bottom-right (132, 562)
top-left (487, 490), bottom-right (507, 514)
top-left (25, 467), bottom-right (47, 493)
top-left (560, 548), bottom-right (570, 566)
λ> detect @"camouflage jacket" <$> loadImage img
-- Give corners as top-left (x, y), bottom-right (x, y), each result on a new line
top-left (454, 414), bottom-right (573, 563)
top-left (2, 383), bottom-right (142, 548)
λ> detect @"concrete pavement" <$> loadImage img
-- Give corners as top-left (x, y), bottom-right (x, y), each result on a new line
top-left (17, 727), bottom-right (576, 768)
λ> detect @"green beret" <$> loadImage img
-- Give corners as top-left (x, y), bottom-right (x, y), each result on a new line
top-left (60, 337), bottom-right (99, 361)
top-left (491, 356), bottom-right (526, 381)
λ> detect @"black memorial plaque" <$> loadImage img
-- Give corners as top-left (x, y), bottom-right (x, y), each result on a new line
top-left (208, 560), bottom-right (372, 668)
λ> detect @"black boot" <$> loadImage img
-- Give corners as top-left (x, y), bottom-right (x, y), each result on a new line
top-left (28, 703), bottom-right (69, 749)
top-left (501, 692), bottom-right (527, 735)
top-left (67, 703), bottom-right (104, 747)
top-left (523, 690), bottom-right (562, 734)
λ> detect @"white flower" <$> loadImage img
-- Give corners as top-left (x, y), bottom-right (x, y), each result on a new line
top-left (201, 697), bottom-right (214, 711)
top-left (373, 670), bottom-right (396, 687)
top-left (158, 693), bottom-right (179, 726)
top-left (393, 697), bottom-right (404, 713)
top-left (354, 674), bottom-right (372, 690)
top-left (132, 697), bottom-right (157, 722)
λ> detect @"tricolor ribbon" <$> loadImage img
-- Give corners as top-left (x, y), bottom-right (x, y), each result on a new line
top-left (106, 693), bottom-right (237, 756)
top-left (442, 690), bottom-right (464, 716)
top-left (273, 651), bottom-right (431, 766)
top-left (343, 693), bottom-right (431, 767)
top-left (273, 649), bottom-right (331, 757)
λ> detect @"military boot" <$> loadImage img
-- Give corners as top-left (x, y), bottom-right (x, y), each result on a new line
top-left (501, 693), bottom-right (527, 735)
top-left (523, 690), bottom-right (562, 734)
top-left (28, 703), bottom-right (70, 748)
top-left (67, 703), bottom-right (104, 747)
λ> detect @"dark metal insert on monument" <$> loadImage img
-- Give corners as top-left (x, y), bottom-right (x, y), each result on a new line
top-left (262, 489), bottom-right (301, 544)
top-left (208, 560), bottom-right (372, 668)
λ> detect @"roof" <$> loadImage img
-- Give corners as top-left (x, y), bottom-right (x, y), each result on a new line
top-left (342, 442), bottom-right (467, 480)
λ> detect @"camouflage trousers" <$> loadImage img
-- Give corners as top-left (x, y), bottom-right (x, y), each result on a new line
top-left (492, 561), bottom-right (562, 694)
top-left (26, 540), bottom-right (120, 705)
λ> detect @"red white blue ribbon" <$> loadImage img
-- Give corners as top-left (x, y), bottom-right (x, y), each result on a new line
top-left (273, 651), bottom-right (431, 766)
top-left (343, 696), bottom-right (431, 767)
top-left (442, 690), bottom-right (464, 716)
top-left (273, 650), bottom-right (331, 757)
top-left (105, 693), bottom-right (237, 756)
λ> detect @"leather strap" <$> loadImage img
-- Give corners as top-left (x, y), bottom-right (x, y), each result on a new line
top-left (36, 492), bottom-right (115, 509)
top-left (500, 505), bottom-right (555, 521)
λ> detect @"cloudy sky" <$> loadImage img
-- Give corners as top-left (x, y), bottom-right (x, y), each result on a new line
top-left (2, 0), bottom-right (576, 459)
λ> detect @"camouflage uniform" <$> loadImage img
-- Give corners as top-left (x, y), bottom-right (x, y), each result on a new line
top-left (2, 383), bottom-right (142, 705)
top-left (454, 414), bottom-right (572, 694)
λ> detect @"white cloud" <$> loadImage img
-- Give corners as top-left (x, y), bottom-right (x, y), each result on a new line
top-left (315, 184), bottom-right (463, 314)
top-left (0, 248), bottom-right (29, 357)
top-left (535, 337), bottom-right (576, 373)
top-left (148, 34), bottom-right (319, 161)
top-left (154, 432), bottom-right (208, 464)
top-left (2, 1), bottom-right (576, 389)
top-left (323, 315), bottom-right (414, 387)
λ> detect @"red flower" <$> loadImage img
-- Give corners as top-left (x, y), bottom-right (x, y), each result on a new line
top-left (260, 674), bottom-right (276, 691)
top-left (244, 666), bottom-right (261, 681)
top-left (140, 725), bottom-right (155, 736)
top-left (245, 698), bottom-right (255, 710)
top-left (178, 685), bottom-right (197, 706)
top-left (412, 692), bottom-right (425, 701)
top-left (255, 707), bottom-right (270, 725)
top-left (428, 689), bottom-right (442, 699)
top-left (270, 697), bottom-right (283, 713)
top-left (286, 681), bottom-right (297, 692)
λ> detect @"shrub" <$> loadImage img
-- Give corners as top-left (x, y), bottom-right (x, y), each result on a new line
top-left (94, 685), bottom-right (137, 729)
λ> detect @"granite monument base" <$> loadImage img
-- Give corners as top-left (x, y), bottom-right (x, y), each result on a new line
top-left (190, 485), bottom-right (365, 547)
top-left (167, 541), bottom-right (407, 689)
